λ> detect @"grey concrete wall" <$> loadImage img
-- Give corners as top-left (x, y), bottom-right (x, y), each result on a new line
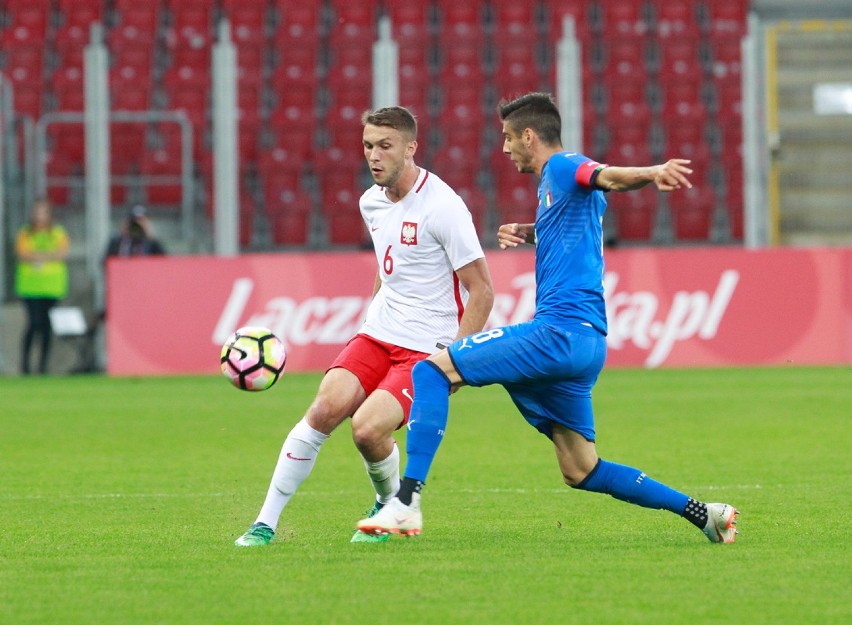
top-left (0, 303), bottom-right (92, 376)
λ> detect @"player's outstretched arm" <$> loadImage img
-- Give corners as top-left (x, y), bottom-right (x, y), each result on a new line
top-left (596, 159), bottom-right (693, 193)
top-left (497, 223), bottom-right (536, 249)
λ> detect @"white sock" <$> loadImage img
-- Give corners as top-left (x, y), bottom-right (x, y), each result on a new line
top-left (364, 443), bottom-right (400, 505)
top-left (255, 418), bottom-right (329, 531)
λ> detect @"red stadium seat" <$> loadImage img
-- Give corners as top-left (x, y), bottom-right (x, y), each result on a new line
top-left (162, 65), bottom-right (210, 126)
top-left (708, 36), bottom-right (743, 82)
top-left (661, 120), bottom-right (704, 150)
top-left (271, 46), bottom-right (318, 87)
top-left (238, 206), bottom-right (254, 248)
top-left (603, 143), bottom-right (653, 168)
top-left (141, 148), bottom-right (183, 204)
top-left (453, 183), bottom-right (489, 234)
top-left (669, 186), bottom-right (716, 241)
top-left (166, 85), bottom-right (208, 128)
top-left (608, 98), bottom-right (653, 128)
top-left (328, 1), bottom-right (377, 46)
top-left (238, 119), bottom-right (260, 162)
top-left (238, 83), bottom-right (262, 124)
top-left (436, 2), bottom-right (484, 43)
top-left (326, 44), bottom-right (373, 87)
top-left (542, 0), bottom-right (593, 40)
top-left (438, 41), bottom-right (486, 88)
top-left (662, 131), bottom-right (711, 174)
top-left (320, 167), bottom-right (368, 246)
top-left (54, 21), bottom-right (92, 56)
top-left (111, 3), bottom-right (160, 46)
top-left (51, 125), bottom-right (86, 162)
top-left (718, 121), bottom-right (743, 160)
top-left (325, 86), bottom-right (372, 132)
top-left (599, 37), bottom-right (650, 79)
top-left (663, 99), bottom-right (709, 129)
top-left (57, 0), bottom-right (103, 30)
top-left (111, 82), bottom-right (150, 111)
top-left (269, 97), bottom-right (316, 129)
top-left (168, 4), bottom-right (213, 52)
top-left (236, 44), bottom-right (265, 87)
top-left (660, 78), bottom-right (705, 113)
top-left (650, 0), bottom-right (701, 39)
top-left (43, 150), bottom-right (74, 205)
top-left (723, 164), bottom-right (744, 239)
top-left (398, 45), bottom-right (432, 86)
top-left (491, 1), bottom-right (538, 42)
top-left (385, 1), bottom-right (431, 45)
top-left (603, 76), bottom-right (649, 111)
top-left (110, 123), bottom-right (146, 174)
top-left (316, 135), bottom-right (365, 172)
top-left (257, 144), bottom-right (305, 179)
top-left (494, 42), bottom-right (544, 95)
top-left (51, 65), bottom-right (85, 111)
top-left (438, 100), bottom-right (485, 130)
top-left (325, 212), bottom-right (368, 246)
top-left (713, 76), bottom-right (743, 124)
top-left (222, 2), bottom-right (266, 44)
top-left (111, 59), bottom-right (152, 86)
top-left (437, 167), bottom-right (479, 198)
top-left (268, 208), bottom-right (311, 246)
top-left (705, 0), bottom-right (748, 37)
top-left (110, 44), bottom-right (154, 78)
top-left (12, 84), bottom-right (43, 118)
top-left (3, 45), bottom-right (44, 86)
top-left (266, 187), bottom-right (313, 246)
top-left (261, 167), bottom-right (301, 204)
top-left (267, 124), bottom-right (315, 166)
top-left (598, 2), bottom-right (649, 38)
top-left (433, 142), bottom-right (480, 190)
top-left (609, 186), bottom-right (658, 241)
top-left (272, 3), bottom-right (322, 47)
top-left (2, 4), bottom-right (49, 46)
top-left (606, 124), bottom-right (652, 161)
top-left (493, 153), bottom-right (538, 221)
top-left (655, 40), bottom-right (703, 80)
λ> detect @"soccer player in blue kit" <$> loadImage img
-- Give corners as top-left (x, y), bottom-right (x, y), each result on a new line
top-left (358, 92), bottom-right (740, 543)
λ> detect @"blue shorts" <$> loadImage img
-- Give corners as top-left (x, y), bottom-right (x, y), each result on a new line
top-left (448, 319), bottom-right (607, 441)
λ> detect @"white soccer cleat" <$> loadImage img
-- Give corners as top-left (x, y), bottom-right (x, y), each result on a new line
top-left (702, 503), bottom-right (740, 543)
top-left (356, 494), bottom-right (422, 537)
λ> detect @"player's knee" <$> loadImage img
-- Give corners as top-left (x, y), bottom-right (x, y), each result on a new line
top-left (351, 418), bottom-right (376, 448)
top-left (412, 358), bottom-right (453, 391)
top-left (351, 416), bottom-right (392, 455)
top-left (304, 397), bottom-right (346, 434)
top-left (561, 459), bottom-right (599, 488)
top-left (561, 468), bottom-right (587, 488)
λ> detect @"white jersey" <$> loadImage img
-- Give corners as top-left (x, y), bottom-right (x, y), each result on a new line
top-left (359, 168), bottom-right (485, 354)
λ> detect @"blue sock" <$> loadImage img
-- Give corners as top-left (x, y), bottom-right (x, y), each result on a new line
top-left (404, 360), bottom-right (451, 483)
top-left (575, 459), bottom-right (689, 515)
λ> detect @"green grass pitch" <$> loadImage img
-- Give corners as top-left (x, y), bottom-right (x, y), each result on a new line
top-left (1, 366), bottom-right (849, 625)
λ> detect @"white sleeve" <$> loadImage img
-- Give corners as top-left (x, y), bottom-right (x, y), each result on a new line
top-left (431, 196), bottom-right (485, 271)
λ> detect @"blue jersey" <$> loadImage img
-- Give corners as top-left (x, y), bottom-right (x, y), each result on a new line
top-left (534, 152), bottom-right (608, 335)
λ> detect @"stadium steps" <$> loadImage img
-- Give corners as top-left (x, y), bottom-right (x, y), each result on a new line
top-left (773, 24), bottom-right (852, 245)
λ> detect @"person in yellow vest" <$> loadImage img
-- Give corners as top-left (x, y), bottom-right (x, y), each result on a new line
top-left (15, 199), bottom-right (70, 375)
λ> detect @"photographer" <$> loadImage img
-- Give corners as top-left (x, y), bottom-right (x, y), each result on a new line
top-left (106, 205), bottom-right (166, 257)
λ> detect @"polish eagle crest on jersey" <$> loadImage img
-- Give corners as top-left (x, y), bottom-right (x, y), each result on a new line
top-left (400, 221), bottom-right (418, 245)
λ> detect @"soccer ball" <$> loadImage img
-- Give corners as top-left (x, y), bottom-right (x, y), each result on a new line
top-left (220, 326), bottom-right (286, 391)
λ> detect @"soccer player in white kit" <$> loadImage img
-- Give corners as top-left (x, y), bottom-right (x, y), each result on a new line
top-left (235, 106), bottom-right (494, 546)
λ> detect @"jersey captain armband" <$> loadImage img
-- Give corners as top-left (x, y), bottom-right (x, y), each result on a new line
top-left (575, 160), bottom-right (609, 189)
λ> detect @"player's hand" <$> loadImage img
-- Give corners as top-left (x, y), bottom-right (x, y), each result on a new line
top-left (498, 223), bottom-right (533, 249)
top-left (653, 159), bottom-right (693, 192)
